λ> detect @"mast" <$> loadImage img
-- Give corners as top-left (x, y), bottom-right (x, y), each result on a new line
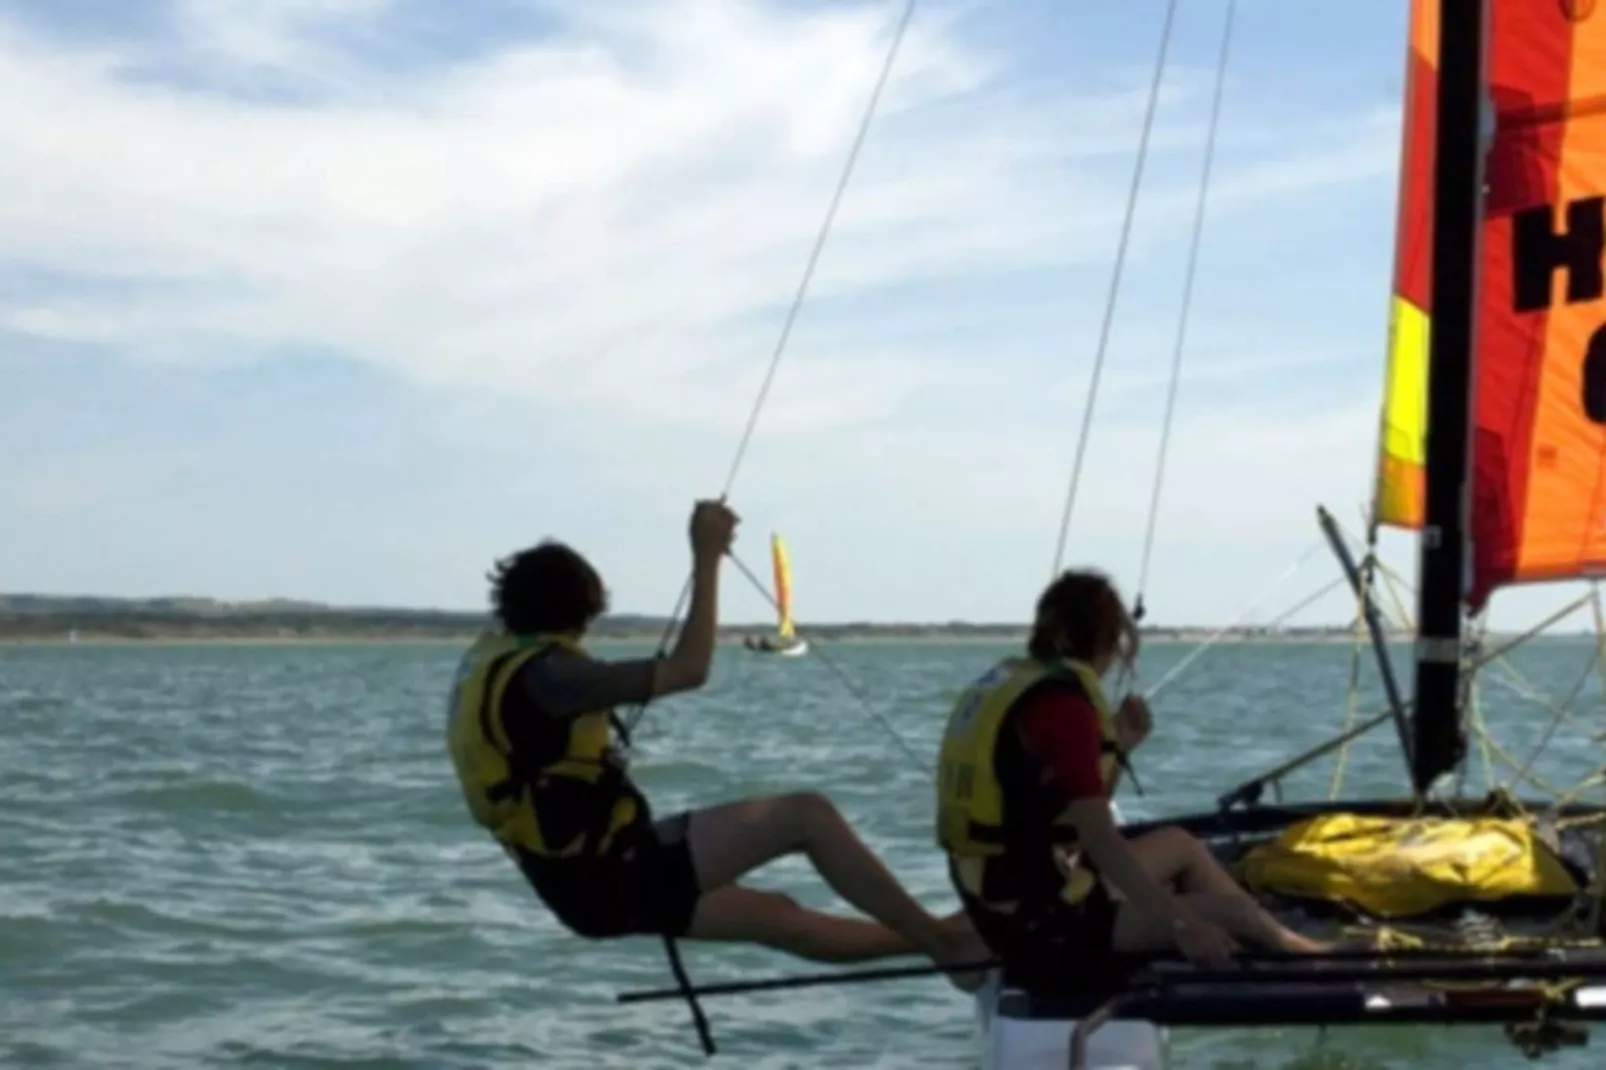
top-left (1410, 0), bottom-right (1488, 794)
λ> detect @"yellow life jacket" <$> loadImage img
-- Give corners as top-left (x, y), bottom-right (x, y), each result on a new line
top-left (936, 656), bottom-right (1126, 909)
top-left (443, 631), bottom-right (641, 859)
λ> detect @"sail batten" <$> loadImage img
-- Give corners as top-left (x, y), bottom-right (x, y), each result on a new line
top-left (1374, 0), bottom-right (1606, 610)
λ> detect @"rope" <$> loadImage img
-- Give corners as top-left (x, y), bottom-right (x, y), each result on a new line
top-left (1131, 0), bottom-right (1237, 622)
top-left (1048, 0), bottom-right (1181, 580)
top-left (716, 0), bottom-right (919, 500)
top-left (1345, 856), bottom-right (1598, 1057)
top-left (1144, 539), bottom-right (1324, 700)
top-left (1508, 648), bottom-right (1597, 791)
top-left (622, 0), bottom-right (918, 736)
top-left (1360, 555), bottom-right (1604, 808)
top-left (604, 5), bottom-right (919, 1051)
top-left (724, 551), bottom-right (926, 765)
top-left (1328, 552), bottom-right (1377, 800)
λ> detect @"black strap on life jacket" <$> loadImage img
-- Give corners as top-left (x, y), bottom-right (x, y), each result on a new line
top-left (478, 651), bottom-right (636, 859)
top-left (478, 650), bottom-right (528, 803)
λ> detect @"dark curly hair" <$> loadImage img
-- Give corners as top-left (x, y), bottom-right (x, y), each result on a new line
top-left (487, 541), bottom-right (607, 635)
top-left (1028, 568), bottom-right (1138, 673)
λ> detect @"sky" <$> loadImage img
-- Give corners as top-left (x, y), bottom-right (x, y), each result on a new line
top-left (0, 0), bottom-right (1597, 631)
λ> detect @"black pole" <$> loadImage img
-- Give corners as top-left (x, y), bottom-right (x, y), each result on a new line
top-left (616, 946), bottom-right (1606, 1006)
top-left (1317, 505), bottom-right (1414, 776)
top-left (1214, 707), bottom-right (1396, 811)
top-left (1410, 0), bottom-right (1487, 794)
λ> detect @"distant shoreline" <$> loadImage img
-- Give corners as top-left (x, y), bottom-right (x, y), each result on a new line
top-left (0, 592), bottom-right (1388, 646)
top-left (26, 591), bottom-right (1601, 647)
top-left (0, 631), bottom-right (1369, 647)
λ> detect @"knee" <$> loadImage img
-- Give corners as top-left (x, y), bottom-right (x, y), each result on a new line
top-left (1157, 825), bottom-right (1210, 860)
top-left (1184, 832), bottom-right (1228, 871)
top-left (1153, 824), bottom-right (1196, 846)
top-left (782, 790), bottom-right (839, 830)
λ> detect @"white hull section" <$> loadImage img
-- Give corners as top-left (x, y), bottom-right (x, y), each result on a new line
top-left (974, 970), bottom-right (1166, 1070)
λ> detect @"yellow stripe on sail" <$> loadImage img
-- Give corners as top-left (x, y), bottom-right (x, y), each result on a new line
top-left (771, 533), bottom-right (796, 639)
top-left (1371, 0), bottom-right (1434, 533)
top-left (1374, 296), bottom-right (1429, 529)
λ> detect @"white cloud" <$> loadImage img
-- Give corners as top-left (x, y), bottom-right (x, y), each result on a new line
top-left (167, 0), bottom-right (394, 76)
top-left (0, 0), bottom-right (1431, 620)
top-left (0, 1), bottom-right (1392, 407)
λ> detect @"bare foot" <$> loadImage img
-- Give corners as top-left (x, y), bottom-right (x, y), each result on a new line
top-left (1277, 932), bottom-right (1334, 955)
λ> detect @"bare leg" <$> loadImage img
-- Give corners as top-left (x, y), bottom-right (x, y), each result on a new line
top-left (683, 792), bottom-right (989, 987)
top-left (686, 886), bottom-right (917, 963)
top-left (1118, 826), bottom-right (1327, 954)
top-left (1125, 827), bottom-right (1244, 897)
top-left (1113, 892), bottom-right (1324, 954)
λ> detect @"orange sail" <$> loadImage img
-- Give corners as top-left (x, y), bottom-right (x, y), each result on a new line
top-left (1374, 0), bottom-right (1606, 608)
top-left (1468, 0), bottom-right (1606, 607)
top-left (1372, 0), bottom-right (1439, 531)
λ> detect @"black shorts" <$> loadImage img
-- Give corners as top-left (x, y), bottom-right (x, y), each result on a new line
top-left (513, 811), bottom-right (704, 939)
top-left (970, 882), bottom-right (1143, 992)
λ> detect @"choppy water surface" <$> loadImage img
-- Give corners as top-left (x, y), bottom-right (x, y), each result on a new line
top-left (3, 638), bottom-right (1603, 1068)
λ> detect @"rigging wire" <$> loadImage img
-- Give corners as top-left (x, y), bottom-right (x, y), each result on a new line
top-left (604, 6), bottom-right (921, 1052)
top-left (623, 0), bottom-right (919, 737)
top-left (1144, 539), bottom-right (1325, 699)
top-left (625, 0), bottom-right (1242, 756)
top-left (1048, 0), bottom-right (1181, 581)
top-left (1131, 0), bottom-right (1238, 623)
top-left (725, 551), bottom-right (926, 765)
top-left (717, 0), bottom-right (919, 502)
top-left (722, 540), bottom-right (1338, 773)
top-left (639, 0), bottom-right (1238, 755)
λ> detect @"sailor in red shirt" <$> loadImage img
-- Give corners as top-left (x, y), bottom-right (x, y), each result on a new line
top-left (1014, 684), bottom-right (1117, 804)
top-left (943, 569), bottom-right (1328, 985)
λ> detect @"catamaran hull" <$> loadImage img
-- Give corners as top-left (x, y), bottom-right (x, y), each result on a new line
top-left (746, 639), bottom-right (809, 656)
top-left (969, 795), bottom-right (1606, 1068)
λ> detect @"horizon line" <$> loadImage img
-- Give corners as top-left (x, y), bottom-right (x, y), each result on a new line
top-left (0, 589), bottom-right (1410, 633)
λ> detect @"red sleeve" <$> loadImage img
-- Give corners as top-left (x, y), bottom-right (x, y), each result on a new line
top-left (1015, 688), bottom-right (1107, 800)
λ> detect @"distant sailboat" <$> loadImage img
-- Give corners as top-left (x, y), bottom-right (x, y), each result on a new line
top-left (743, 533), bottom-right (809, 657)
